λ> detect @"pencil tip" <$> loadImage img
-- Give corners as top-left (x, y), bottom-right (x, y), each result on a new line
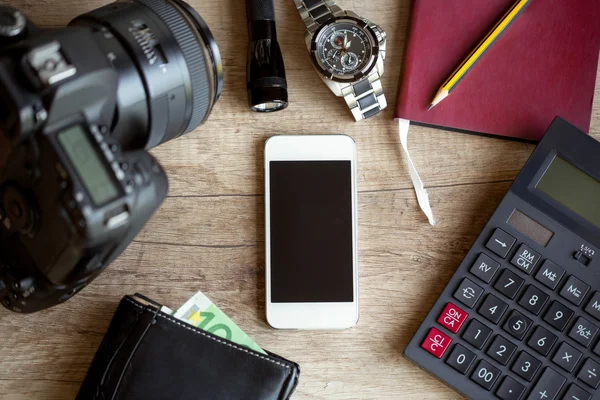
top-left (429, 89), bottom-right (449, 110)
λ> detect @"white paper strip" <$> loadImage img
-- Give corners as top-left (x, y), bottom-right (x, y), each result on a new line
top-left (398, 119), bottom-right (436, 226)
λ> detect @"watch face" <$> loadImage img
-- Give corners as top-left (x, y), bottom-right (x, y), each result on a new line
top-left (313, 18), bottom-right (377, 80)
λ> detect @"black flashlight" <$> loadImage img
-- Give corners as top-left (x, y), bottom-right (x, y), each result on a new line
top-left (246, 0), bottom-right (288, 112)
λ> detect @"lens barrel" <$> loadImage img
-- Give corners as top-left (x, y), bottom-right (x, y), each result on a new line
top-left (71, 0), bottom-right (222, 150)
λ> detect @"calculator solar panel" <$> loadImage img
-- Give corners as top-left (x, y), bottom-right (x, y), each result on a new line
top-left (405, 118), bottom-right (600, 400)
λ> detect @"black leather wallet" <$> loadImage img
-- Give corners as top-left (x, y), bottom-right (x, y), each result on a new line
top-left (77, 294), bottom-right (300, 400)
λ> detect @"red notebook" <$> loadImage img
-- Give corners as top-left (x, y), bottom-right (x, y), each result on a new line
top-left (394, 0), bottom-right (600, 141)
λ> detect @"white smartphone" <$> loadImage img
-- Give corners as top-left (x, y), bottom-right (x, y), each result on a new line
top-left (264, 135), bottom-right (359, 330)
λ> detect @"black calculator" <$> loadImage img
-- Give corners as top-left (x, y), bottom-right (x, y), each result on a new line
top-left (405, 118), bottom-right (600, 400)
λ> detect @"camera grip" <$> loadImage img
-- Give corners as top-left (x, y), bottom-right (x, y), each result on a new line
top-left (102, 151), bottom-right (168, 269)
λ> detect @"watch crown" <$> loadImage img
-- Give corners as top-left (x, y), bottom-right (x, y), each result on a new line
top-left (370, 25), bottom-right (386, 43)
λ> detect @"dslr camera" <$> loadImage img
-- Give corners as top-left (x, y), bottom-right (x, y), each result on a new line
top-left (0, 0), bottom-right (222, 313)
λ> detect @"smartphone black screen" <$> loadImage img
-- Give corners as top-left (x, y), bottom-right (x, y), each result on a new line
top-left (269, 161), bottom-right (354, 303)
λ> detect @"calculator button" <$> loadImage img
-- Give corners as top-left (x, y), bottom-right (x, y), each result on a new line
top-left (527, 326), bottom-right (557, 356)
top-left (495, 269), bottom-right (525, 300)
top-left (584, 291), bottom-right (600, 321)
top-left (568, 317), bottom-right (598, 348)
top-left (478, 294), bottom-right (508, 324)
top-left (503, 310), bottom-right (533, 340)
top-left (543, 301), bottom-right (574, 332)
top-left (551, 342), bottom-right (582, 373)
top-left (512, 351), bottom-right (542, 382)
top-left (420, 327), bottom-right (452, 358)
top-left (470, 253), bottom-right (500, 283)
top-left (573, 251), bottom-right (591, 267)
top-left (453, 278), bottom-right (484, 308)
top-left (445, 344), bottom-right (476, 375)
top-left (496, 376), bottom-right (526, 400)
top-left (527, 367), bottom-right (566, 400)
top-left (577, 358), bottom-right (600, 389)
top-left (535, 260), bottom-right (565, 290)
top-left (437, 302), bottom-right (468, 334)
top-left (462, 319), bottom-right (492, 349)
top-left (511, 244), bottom-right (542, 275)
top-left (487, 335), bottom-right (517, 365)
top-left (561, 383), bottom-right (591, 400)
top-left (486, 229), bottom-right (516, 258)
top-left (559, 276), bottom-right (590, 306)
top-left (594, 341), bottom-right (600, 357)
top-left (470, 359), bottom-right (501, 390)
top-left (519, 285), bottom-right (549, 316)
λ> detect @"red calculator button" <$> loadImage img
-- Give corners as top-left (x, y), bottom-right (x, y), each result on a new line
top-left (421, 327), bottom-right (452, 358)
top-left (437, 302), bottom-right (469, 334)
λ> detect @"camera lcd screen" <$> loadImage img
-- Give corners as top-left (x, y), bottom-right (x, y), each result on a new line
top-left (269, 161), bottom-right (353, 303)
top-left (536, 156), bottom-right (600, 228)
top-left (58, 126), bottom-right (119, 206)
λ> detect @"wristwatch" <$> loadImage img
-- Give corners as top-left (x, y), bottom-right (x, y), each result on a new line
top-left (293, 0), bottom-right (387, 121)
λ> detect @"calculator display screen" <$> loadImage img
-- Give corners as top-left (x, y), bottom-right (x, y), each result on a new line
top-left (536, 156), bottom-right (600, 228)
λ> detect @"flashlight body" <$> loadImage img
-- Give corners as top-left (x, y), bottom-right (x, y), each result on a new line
top-left (246, 0), bottom-right (288, 112)
top-left (246, 0), bottom-right (275, 21)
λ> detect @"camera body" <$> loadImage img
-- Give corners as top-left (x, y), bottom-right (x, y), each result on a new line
top-left (0, 8), bottom-right (168, 312)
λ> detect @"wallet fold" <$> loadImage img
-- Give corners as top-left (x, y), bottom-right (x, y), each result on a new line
top-left (76, 294), bottom-right (300, 400)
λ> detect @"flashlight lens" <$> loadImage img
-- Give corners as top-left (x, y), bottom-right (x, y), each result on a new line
top-left (251, 101), bottom-right (288, 112)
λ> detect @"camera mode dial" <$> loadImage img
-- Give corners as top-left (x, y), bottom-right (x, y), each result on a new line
top-left (1, 185), bottom-right (37, 235)
top-left (0, 7), bottom-right (26, 38)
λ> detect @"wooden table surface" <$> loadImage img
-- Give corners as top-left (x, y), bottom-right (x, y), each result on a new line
top-left (0, 1), bottom-right (598, 399)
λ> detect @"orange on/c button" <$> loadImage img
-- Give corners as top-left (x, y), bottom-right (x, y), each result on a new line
top-left (437, 302), bottom-right (468, 334)
top-left (421, 327), bottom-right (452, 358)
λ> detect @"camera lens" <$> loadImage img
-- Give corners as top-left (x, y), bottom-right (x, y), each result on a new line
top-left (71, 0), bottom-right (222, 150)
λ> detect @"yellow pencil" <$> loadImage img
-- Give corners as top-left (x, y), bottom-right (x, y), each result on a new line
top-left (428, 0), bottom-right (532, 111)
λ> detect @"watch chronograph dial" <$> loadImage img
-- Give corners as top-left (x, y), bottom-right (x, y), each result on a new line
top-left (341, 52), bottom-right (359, 70)
top-left (329, 32), bottom-right (346, 50)
top-left (314, 20), bottom-right (375, 79)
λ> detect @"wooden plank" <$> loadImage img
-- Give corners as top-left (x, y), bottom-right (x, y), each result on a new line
top-left (0, 382), bottom-right (80, 400)
top-left (0, 0), bottom-right (598, 399)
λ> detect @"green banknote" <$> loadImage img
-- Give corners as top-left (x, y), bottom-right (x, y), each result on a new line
top-left (173, 290), bottom-right (266, 355)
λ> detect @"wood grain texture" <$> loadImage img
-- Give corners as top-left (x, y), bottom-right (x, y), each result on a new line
top-left (0, 1), bottom-right (598, 399)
